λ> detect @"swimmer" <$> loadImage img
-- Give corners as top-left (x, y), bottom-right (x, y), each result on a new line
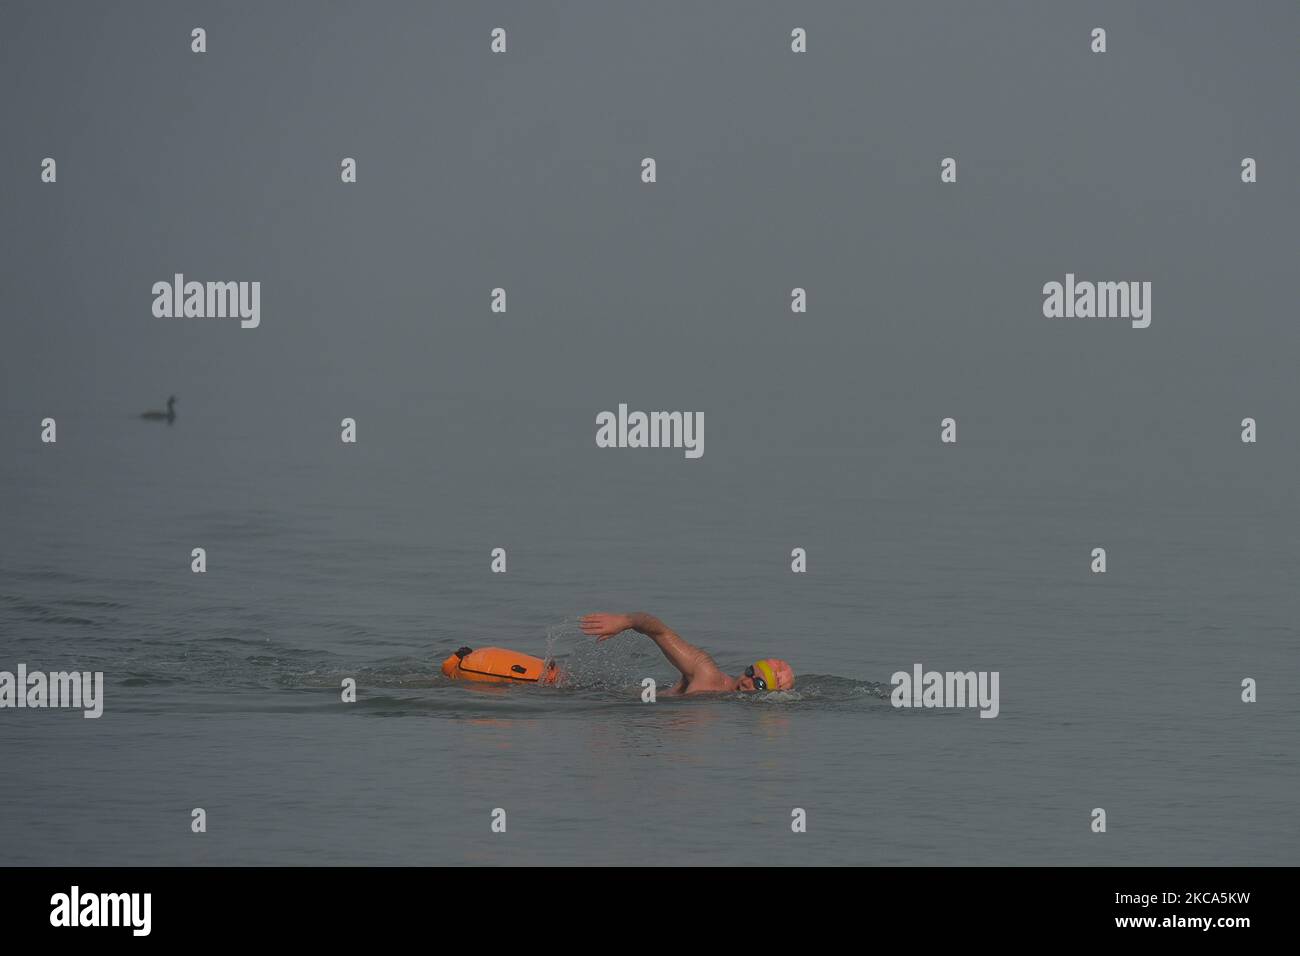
top-left (580, 612), bottom-right (794, 695)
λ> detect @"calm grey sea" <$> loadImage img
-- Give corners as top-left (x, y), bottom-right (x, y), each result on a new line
top-left (1, 397), bottom-right (1297, 865)
top-left (2, 1), bottom-right (1298, 865)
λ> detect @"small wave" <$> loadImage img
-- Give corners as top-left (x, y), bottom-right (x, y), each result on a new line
top-left (120, 674), bottom-right (180, 687)
top-left (2, 603), bottom-right (104, 627)
top-left (58, 598), bottom-right (129, 610)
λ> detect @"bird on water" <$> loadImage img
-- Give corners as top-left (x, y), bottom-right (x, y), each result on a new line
top-left (140, 395), bottom-right (177, 424)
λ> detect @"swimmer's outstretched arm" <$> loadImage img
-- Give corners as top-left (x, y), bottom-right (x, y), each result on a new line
top-left (580, 612), bottom-right (717, 680)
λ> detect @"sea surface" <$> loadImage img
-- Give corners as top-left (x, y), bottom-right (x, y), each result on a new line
top-left (1, 400), bottom-right (1296, 866)
top-left (2, 0), bottom-right (1298, 866)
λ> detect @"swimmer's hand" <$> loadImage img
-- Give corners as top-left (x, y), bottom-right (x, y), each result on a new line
top-left (580, 613), bottom-right (632, 640)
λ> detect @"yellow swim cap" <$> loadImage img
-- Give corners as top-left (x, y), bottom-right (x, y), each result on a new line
top-left (750, 660), bottom-right (778, 691)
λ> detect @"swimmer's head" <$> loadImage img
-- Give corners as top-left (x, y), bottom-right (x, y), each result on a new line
top-left (738, 659), bottom-right (794, 692)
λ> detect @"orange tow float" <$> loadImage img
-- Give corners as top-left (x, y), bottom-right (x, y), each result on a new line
top-left (440, 646), bottom-right (562, 685)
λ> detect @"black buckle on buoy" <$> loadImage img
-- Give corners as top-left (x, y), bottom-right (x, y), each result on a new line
top-left (454, 646), bottom-right (473, 659)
